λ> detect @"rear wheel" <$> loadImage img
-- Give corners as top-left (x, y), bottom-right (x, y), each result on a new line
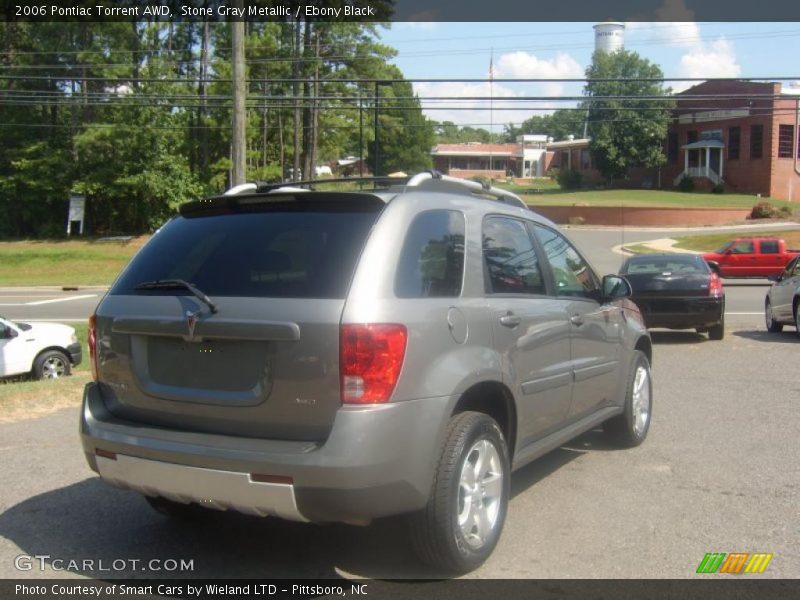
top-left (409, 411), bottom-right (510, 573)
top-left (604, 351), bottom-right (652, 447)
top-left (33, 350), bottom-right (71, 380)
top-left (708, 313), bottom-right (725, 341)
top-left (765, 299), bottom-right (783, 333)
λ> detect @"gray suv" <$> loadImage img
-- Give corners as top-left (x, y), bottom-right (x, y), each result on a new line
top-left (81, 172), bottom-right (652, 573)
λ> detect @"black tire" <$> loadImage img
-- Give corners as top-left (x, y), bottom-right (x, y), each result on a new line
top-left (708, 314), bottom-right (725, 341)
top-left (795, 302), bottom-right (800, 338)
top-left (604, 351), bottom-right (652, 447)
top-left (409, 411), bottom-right (510, 573)
top-left (765, 299), bottom-right (783, 333)
top-left (145, 495), bottom-right (203, 519)
top-left (33, 350), bottom-right (71, 380)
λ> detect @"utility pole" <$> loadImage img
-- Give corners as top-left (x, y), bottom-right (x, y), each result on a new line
top-left (231, 2), bottom-right (246, 186)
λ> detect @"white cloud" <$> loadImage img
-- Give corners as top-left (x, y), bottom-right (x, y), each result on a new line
top-left (415, 51), bottom-right (583, 128)
top-left (626, 21), bottom-right (701, 48)
top-left (673, 37), bottom-right (741, 92)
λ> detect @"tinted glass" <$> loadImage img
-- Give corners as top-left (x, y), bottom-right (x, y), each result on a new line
top-left (623, 256), bottom-right (709, 275)
top-left (731, 241), bottom-right (754, 254)
top-left (112, 210), bottom-right (379, 299)
top-left (760, 240), bottom-right (779, 254)
top-left (395, 210), bottom-right (465, 298)
top-left (482, 217), bottom-right (545, 295)
top-left (532, 224), bottom-right (599, 299)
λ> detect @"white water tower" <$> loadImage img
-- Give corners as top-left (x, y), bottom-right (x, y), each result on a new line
top-left (593, 22), bottom-right (625, 53)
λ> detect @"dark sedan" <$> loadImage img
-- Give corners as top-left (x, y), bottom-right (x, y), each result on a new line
top-left (620, 253), bottom-right (725, 340)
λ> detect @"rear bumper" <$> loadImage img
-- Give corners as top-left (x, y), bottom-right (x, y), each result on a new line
top-left (80, 383), bottom-right (450, 524)
top-left (67, 342), bottom-right (82, 367)
top-left (636, 297), bottom-right (724, 329)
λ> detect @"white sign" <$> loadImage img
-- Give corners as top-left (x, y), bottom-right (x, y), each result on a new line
top-left (67, 194), bottom-right (85, 235)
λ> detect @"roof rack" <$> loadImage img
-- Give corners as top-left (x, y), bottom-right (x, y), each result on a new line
top-left (404, 171), bottom-right (528, 209)
top-left (222, 171), bottom-right (528, 210)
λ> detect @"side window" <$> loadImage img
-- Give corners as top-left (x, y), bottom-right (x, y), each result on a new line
top-left (731, 240), bottom-right (754, 254)
top-left (790, 259), bottom-right (800, 277)
top-left (482, 217), bottom-right (545, 295)
top-left (531, 224), bottom-right (600, 300)
top-left (759, 240), bottom-right (779, 254)
top-left (395, 210), bottom-right (465, 298)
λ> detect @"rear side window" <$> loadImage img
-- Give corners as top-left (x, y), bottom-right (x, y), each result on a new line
top-left (111, 210), bottom-right (379, 299)
top-left (482, 217), bottom-right (545, 295)
top-left (395, 210), bottom-right (465, 298)
top-left (760, 240), bottom-right (779, 254)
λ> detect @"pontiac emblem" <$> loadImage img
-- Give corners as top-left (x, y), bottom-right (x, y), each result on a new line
top-left (185, 309), bottom-right (201, 339)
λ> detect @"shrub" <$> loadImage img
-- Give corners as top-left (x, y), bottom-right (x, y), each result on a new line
top-left (676, 175), bottom-right (694, 193)
top-left (750, 201), bottom-right (778, 219)
top-left (711, 183), bottom-right (725, 194)
top-left (547, 167), bottom-right (560, 181)
top-left (778, 206), bottom-right (793, 218)
top-left (557, 169), bottom-right (582, 190)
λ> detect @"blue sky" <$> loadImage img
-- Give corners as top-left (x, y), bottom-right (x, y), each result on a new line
top-left (376, 22), bottom-right (800, 130)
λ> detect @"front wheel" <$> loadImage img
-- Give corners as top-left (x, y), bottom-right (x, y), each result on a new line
top-left (765, 299), bottom-right (783, 333)
top-left (409, 411), bottom-right (510, 573)
top-left (33, 350), bottom-right (71, 380)
top-left (604, 351), bottom-right (652, 447)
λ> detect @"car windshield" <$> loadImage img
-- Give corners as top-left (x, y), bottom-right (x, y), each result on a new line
top-left (624, 256), bottom-right (707, 275)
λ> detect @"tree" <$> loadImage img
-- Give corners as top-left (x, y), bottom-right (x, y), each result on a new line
top-left (366, 67), bottom-right (434, 175)
top-left (583, 49), bottom-right (674, 181)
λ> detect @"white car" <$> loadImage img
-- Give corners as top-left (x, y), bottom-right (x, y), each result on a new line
top-left (0, 316), bottom-right (82, 379)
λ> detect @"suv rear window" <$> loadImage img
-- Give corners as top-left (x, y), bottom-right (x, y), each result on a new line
top-left (111, 210), bottom-right (379, 299)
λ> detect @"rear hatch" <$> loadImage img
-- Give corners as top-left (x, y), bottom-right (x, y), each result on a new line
top-left (95, 193), bottom-right (384, 442)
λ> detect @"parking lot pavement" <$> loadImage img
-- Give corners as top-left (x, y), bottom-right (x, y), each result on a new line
top-left (0, 316), bottom-right (797, 580)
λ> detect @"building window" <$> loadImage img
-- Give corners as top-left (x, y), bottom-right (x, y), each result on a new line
top-left (778, 125), bottom-right (794, 158)
top-left (750, 124), bottom-right (763, 159)
top-left (667, 132), bottom-right (678, 163)
top-left (580, 149), bottom-right (591, 170)
top-left (728, 127), bottom-right (740, 160)
top-left (701, 129), bottom-right (722, 141)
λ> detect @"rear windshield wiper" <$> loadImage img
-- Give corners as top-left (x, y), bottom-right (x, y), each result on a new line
top-left (133, 279), bottom-right (219, 314)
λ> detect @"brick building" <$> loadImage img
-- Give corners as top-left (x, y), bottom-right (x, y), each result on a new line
top-left (663, 80), bottom-right (800, 201)
top-left (431, 135), bottom-right (550, 179)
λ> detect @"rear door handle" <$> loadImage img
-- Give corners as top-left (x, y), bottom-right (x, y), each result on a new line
top-left (499, 313), bottom-right (521, 328)
top-left (570, 314), bottom-right (584, 326)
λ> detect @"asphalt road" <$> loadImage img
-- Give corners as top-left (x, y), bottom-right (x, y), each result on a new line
top-left (0, 313), bottom-right (797, 580)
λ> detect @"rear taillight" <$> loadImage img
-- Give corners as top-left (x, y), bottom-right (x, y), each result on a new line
top-left (88, 314), bottom-right (98, 381)
top-left (340, 324), bottom-right (407, 404)
top-left (709, 273), bottom-right (724, 298)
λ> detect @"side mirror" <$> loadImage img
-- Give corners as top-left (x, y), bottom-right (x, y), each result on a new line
top-left (2, 325), bottom-right (17, 339)
top-left (767, 274), bottom-right (781, 282)
top-left (602, 274), bottom-right (632, 302)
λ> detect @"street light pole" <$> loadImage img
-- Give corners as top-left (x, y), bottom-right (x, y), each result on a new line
top-left (373, 81), bottom-right (391, 177)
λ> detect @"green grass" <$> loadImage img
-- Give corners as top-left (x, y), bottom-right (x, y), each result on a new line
top-left (521, 189), bottom-right (796, 209)
top-left (0, 238), bottom-right (145, 286)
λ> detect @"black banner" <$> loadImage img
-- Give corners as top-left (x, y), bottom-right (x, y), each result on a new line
top-left (2, 0), bottom-right (800, 22)
top-left (3, 580), bottom-right (800, 600)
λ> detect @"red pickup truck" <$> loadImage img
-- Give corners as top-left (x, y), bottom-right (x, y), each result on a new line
top-left (703, 237), bottom-right (800, 278)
